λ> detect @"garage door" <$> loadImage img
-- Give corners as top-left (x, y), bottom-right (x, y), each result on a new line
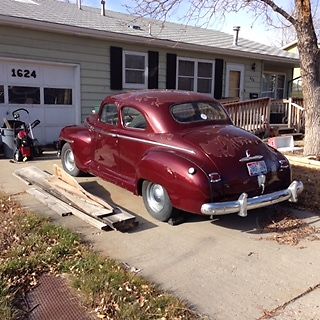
top-left (0, 58), bottom-right (80, 145)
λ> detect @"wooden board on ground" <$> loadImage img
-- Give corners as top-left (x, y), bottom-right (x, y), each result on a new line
top-left (27, 187), bottom-right (109, 230)
top-left (14, 166), bottom-right (137, 232)
top-left (286, 155), bottom-right (320, 169)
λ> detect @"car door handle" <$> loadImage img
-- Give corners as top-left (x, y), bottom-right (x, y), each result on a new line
top-left (111, 133), bottom-right (117, 138)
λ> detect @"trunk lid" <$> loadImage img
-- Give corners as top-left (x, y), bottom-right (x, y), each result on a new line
top-left (180, 125), bottom-right (288, 200)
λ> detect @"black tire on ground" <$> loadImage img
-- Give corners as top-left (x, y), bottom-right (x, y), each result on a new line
top-left (142, 180), bottom-right (174, 222)
top-left (61, 142), bottom-right (82, 177)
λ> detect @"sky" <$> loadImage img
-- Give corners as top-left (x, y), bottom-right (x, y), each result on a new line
top-left (66, 0), bottom-right (298, 46)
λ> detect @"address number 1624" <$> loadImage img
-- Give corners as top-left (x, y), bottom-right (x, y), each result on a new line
top-left (11, 68), bottom-right (37, 79)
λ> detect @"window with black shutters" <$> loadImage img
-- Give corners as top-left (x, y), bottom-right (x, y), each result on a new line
top-left (123, 51), bottom-right (148, 89)
top-left (177, 58), bottom-right (214, 95)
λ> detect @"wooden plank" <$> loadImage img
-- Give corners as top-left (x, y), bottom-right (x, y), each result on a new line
top-left (286, 155), bottom-right (320, 169)
top-left (51, 185), bottom-right (113, 216)
top-left (14, 166), bottom-right (137, 232)
top-left (53, 164), bottom-right (114, 211)
top-left (27, 187), bottom-right (109, 230)
top-left (27, 187), bottom-right (73, 216)
top-left (14, 167), bottom-right (116, 227)
top-left (3, 118), bottom-right (12, 129)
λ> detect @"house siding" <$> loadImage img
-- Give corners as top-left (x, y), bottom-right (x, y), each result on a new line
top-left (0, 25), bottom-right (292, 122)
top-left (0, 26), bottom-right (110, 121)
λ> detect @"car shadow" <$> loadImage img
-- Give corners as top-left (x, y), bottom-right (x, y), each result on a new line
top-left (79, 180), bottom-right (158, 233)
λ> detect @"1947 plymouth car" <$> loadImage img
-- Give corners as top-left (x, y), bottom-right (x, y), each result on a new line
top-left (58, 90), bottom-right (303, 222)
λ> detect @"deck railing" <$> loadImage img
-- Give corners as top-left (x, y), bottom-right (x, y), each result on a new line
top-left (271, 98), bottom-right (305, 132)
top-left (222, 97), bottom-right (271, 133)
top-left (285, 98), bottom-right (305, 132)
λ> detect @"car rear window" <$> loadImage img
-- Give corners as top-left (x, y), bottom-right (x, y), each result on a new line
top-left (171, 102), bottom-right (228, 123)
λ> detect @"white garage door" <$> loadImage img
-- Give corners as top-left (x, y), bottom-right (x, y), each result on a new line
top-left (0, 58), bottom-right (80, 145)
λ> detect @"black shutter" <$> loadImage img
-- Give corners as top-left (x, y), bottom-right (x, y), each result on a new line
top-left (166, 53), bottom-right (177, 89)
top-left (148, 51), bottom-right (159, 89)
top-left (214, 59), bottom-right (224, 99)
top-left (110, 46), bottom-right (123, 90)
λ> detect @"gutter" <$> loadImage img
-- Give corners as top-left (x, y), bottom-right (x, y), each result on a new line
top-left (0, 14), bottom-right (299, 65)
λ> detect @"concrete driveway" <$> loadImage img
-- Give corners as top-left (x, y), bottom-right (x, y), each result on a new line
top-left (0, 156), bottom-right (319, 320)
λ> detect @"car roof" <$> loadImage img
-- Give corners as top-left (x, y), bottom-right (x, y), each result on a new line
top-left (101, 90), bottom-right (225, 133)
top-left (105, 90), bottom-right (218, 108)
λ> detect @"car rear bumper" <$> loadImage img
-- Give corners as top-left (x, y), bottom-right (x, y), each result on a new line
top-left (201, 180), bottom-right (304, 217)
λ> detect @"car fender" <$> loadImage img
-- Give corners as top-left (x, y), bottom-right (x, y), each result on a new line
top-left (59, 125), bottom-right (93, 172)
top-left (136, 150), bottom-right (211, 214)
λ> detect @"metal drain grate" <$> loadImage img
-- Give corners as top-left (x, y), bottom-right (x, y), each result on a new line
top-left (26, 274), bottom-right (96, 320)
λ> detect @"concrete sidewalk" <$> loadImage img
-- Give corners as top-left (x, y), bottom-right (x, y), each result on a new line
top-left (1, 156), bottom-right (320, 320)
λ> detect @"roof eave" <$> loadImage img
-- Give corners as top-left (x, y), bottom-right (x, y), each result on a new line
top-left (0, 15), bottom-right (299, 65)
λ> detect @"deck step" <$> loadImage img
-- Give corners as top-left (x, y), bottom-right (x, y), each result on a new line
top-left (278, 132), bottom-right (304, 140)
top-left (278, 127), bottom-right (296, 135)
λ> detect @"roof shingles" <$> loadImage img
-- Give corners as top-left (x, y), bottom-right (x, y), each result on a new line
top-left (0, 0), bottom-right (298, 62)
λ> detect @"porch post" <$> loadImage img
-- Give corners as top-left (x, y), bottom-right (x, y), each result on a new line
top-left (287, 97), bottom-right (292, 129)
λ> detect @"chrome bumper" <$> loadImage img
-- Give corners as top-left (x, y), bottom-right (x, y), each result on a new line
top-left (201, 180), bottom-right (304, 217)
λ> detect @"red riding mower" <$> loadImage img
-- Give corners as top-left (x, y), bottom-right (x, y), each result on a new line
top-left (2, 108), bottom-right (41, 162)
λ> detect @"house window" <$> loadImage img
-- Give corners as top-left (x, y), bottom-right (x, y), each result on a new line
top-left (177, 58), bottom-right (214, 95)
top-left (44, 88), bottom-right (72, 105)
top-left (123, 51), bottom-right (148, 89)
top-left (0, 86), bottom-right (4, 103)
top-left (261, 73), bottom-right (286, 99)
top-left (8, 86), bottom-right (40, 104)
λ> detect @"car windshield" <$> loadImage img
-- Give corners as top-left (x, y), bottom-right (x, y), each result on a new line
top-left (171, 102), bottom-right (228, 123)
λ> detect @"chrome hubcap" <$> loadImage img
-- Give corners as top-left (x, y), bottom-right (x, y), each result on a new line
top-left (147, 183), bottom-right (165, 213)
top-left (65, 149), bottom-right (75, 172)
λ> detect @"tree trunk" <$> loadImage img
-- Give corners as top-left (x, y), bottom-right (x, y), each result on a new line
top-left (295, 0), bottom-right (320, 156)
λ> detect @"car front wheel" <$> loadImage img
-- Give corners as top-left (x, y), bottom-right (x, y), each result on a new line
top-left (61, 142), bottom-right (82, 177)
top-left (142, 181), bottom-right (174, 222)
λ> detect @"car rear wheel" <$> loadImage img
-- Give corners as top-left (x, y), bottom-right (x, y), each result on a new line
top-left (142, 181), bottom-right (173, 222)
top-left (61, 142), bottom-right (82, 177)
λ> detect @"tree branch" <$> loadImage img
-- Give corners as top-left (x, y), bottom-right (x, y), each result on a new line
top-left (258, 0), bottom-right (296, 25)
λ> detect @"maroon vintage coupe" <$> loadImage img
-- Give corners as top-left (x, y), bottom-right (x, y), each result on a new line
top-left (58, 90), bottom-right (303, 221)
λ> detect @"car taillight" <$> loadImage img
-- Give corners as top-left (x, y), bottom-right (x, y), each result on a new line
top-left (209, 172), bottom-right (221, 183)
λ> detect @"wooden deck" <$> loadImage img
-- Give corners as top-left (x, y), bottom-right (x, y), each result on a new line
top-left (221, 97), bottom-right (305, 135)
top-left (222, 98), bottom-right (270, 134)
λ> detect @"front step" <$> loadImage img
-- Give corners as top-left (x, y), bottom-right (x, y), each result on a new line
top-left (269, 124), bottom-right (304, 140)
top-left (278, 132), bottom-right (304, 141)
top-left (278, 127), bottom-right (295, 135)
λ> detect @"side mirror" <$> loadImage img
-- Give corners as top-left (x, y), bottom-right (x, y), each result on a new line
top-left (91, 106), bottom-right (100, 114)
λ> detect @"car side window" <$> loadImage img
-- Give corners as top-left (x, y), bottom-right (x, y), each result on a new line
top-left (122, 107), bottom-right (147, 130)
top-left (100, 104), bottom-right (118, 126)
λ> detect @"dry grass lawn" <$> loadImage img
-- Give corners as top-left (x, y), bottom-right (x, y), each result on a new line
top-left (291, 164), bottom-right (320, 213)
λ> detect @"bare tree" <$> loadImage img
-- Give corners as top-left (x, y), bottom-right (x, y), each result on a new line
top-left (130, 0), bottom-right (320, 156)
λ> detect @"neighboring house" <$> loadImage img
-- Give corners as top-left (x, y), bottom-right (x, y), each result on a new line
top-left (282, 40), bottom-right (302, 97)
top-left (0, 0), bottom-right (299, 144)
